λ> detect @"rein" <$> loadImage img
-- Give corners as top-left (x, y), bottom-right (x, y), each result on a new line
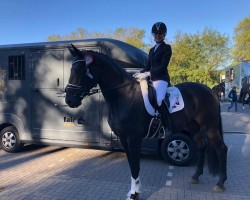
top-left (67, 58), bottom-right (137, 97)
top-left (99, 80), bottom-right (137, 94)
top-left (66, 79), bottom-right (137, 98)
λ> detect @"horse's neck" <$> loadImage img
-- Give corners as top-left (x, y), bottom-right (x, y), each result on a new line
top-left (95, 57), bottom-right (127, 86)
top-left (100, 72), bottom-right (133, 101)
top-left (92, 54), bottom-right (143, 112)
top-left (94, 58), bottom-right (130, 98)
top-left (101, 70), bottom-right (127, 86)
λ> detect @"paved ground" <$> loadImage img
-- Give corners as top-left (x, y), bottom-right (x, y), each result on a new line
top-left (0, 101), bottom-right (249, 200)
top-left (220, 101), bottom-right (250, 133)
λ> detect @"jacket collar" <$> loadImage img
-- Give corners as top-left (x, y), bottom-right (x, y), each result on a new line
top-left (152, 41), bottom-right (165, 54)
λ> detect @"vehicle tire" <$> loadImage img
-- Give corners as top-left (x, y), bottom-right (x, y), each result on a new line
top-left (161, 133), bottom-right (196, 166)
top-left (0, 126), bottom-right (23, 153)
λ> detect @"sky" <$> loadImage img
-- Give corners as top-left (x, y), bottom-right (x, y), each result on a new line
top-left (0, 0), bottom-right (250, 46)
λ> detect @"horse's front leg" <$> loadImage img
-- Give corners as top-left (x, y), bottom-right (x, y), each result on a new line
top-left (120, 137), bottom-right (142, 200)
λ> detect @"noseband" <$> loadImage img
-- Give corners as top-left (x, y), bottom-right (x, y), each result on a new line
top-left (66, 59), bottom-right (94, 97)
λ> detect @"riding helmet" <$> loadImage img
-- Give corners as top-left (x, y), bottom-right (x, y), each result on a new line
top-left (151, 22), bottom-right (167, 34)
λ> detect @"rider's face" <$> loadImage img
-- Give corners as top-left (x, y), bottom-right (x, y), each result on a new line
top-left (153, 33), bottom-right (165, 43)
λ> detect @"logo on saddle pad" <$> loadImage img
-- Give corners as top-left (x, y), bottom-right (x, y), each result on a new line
top-left (139, 80), bottom-right (184, 116)
top-left (166, 86), bottom-right (184, 113)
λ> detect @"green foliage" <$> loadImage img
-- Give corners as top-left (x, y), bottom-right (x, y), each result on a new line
top-left (113, 27), bottom-right (145, 49)
top-left (46, 28), bottom-right (103, 41)
top-left (47, 34), bottom-right (62, 41)
top-left (169, 28), bottom-right (230, 87)
top-left (232, 16), bottom-right (250, 62)
top-left (46, 27), bottom-right (145, 49)
top-left (46, 25), bottom-right (234, 87)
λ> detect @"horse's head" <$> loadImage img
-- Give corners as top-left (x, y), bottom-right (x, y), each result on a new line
top-left (65, 45), bottom-right (98, 108)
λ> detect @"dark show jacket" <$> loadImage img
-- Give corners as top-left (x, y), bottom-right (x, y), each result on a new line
top-left (141, 41), bottom-right (172, 82)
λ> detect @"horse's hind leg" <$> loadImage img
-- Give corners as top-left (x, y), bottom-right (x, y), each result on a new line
top-left (213, 141), bottom-right (228, 192)
top-left (206, 129), bottom-right (228, 192)
top-left (189, 147), bottom-right (206, 184)
top-left (189, 128), bottom-right (207, 184)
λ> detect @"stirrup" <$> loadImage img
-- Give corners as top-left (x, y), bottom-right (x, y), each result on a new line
top-left (144, 116), bottom-right (161, 139)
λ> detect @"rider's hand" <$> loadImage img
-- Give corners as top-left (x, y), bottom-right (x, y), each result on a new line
top-left (132, 72), bottom-right (140, 78)
top-left (133, 72), bottom-right (150, 80)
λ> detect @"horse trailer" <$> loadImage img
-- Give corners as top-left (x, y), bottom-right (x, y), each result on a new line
top-left (0, 38), bottom-right (196, 166)
top-left (225, 61), bottom-right (250, 97)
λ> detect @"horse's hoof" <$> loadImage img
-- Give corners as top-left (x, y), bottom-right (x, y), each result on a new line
top-left (0, 187), bottom-right (4, 192)
top-left (189, 177), bottom-right (199, 184)
top-left (126, 192), bottom-right (139, 200)
top-left (213, 185), bottom-right (225, 192)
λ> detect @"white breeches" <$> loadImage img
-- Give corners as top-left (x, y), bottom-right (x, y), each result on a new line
top-left (153, 80), bottom-right (168, 106)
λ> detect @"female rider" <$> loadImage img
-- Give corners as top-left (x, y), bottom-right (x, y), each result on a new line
top-left (134, 22), bottom-right (172, 127)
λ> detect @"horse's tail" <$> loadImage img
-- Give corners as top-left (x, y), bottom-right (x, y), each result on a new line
top-left (218, 104), bottom-right (224, 139)
top-left (207, 103), bottom-right (224, 176)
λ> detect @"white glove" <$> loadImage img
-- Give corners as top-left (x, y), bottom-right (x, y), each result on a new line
top-left (132, 72), bottom-right (140, 78)
top-left (133, 72), bottom-right (150, 80)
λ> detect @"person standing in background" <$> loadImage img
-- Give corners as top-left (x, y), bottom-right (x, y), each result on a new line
top-left (227, 86), bottom-right (238, 112)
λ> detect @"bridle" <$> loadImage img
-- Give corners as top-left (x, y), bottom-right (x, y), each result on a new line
top-left (65, 59), bottom-right (91, 97)
top-left (66, 59), bottom-right (137, 98)
top-left (65, 83), bottom-right (99, 98)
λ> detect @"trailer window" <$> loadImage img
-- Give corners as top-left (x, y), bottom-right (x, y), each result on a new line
top-left (8, 55), bottom-right (25, 80)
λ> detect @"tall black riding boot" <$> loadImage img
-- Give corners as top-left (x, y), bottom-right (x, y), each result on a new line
top-left (159, 103), bottom-right (171, 130)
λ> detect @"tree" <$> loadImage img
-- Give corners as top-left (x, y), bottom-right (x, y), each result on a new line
top-left (112, 27), bottom-right (145, 49)
top-left (46, 26), bottom-right (230, 87)
top-left (46, 28), bottom-right (102, 41)
top-left (169, 28), bottom-right (230, 87)
top-left (232, 16), bottom-right (250, 62)
top-left (46, 27), bottom-right (146, 49)
top-left (47, 34), bottom-right (62, 41)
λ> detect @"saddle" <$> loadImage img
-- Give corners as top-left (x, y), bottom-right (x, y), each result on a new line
top-left (147, 81), bottom-right (170, 110)
top-left (143, 81), bottom-right (172, 139)
top-left (139, 80), bottom-right (184, 139)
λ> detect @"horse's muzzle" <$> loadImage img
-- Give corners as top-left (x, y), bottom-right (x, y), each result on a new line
top-left (65, 96), bottom-right (82, 108)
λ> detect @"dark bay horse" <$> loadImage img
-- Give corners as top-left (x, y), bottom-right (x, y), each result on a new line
top-left (239, 83), bottom-right (250, 105)
top-left (212, 82), bottom-right (225, 101)
top-left (65, 45), bottom-right (228, 199)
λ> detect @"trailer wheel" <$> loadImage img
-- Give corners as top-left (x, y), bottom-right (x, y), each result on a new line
top-left (161, 133), bottom-right (196, 166)
top-left (0, 126), bottom-right (23, 153)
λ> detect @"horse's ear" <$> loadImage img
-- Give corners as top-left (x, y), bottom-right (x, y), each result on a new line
top-left (68, 46), bottom-right (76, 57)
top-left (71, 44), bottom-right (83, 57)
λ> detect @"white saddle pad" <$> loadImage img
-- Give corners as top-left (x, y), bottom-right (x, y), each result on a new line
top-left (166, 86), bottom-right (184, 113)
top-left (139, 80), bottom-right (158, 116)
top-left (139, 80), bottom-right (184, 115)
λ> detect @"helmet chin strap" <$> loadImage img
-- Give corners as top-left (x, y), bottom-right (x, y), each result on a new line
top-left (156, 40), bottom-right (164, 44)
top-left (154, 38), bottom-right (165, 43)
